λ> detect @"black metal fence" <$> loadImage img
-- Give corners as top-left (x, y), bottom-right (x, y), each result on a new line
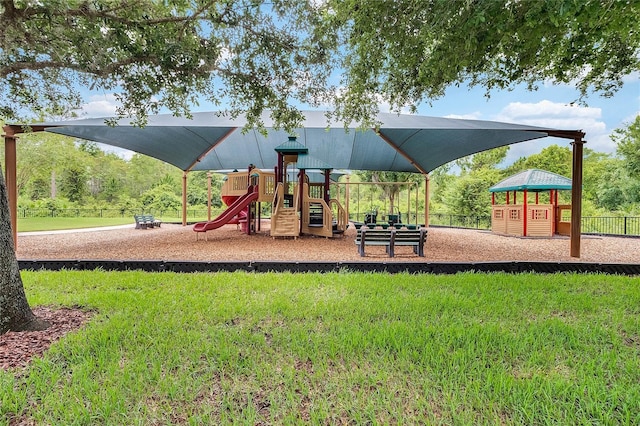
top-left (428, 213), bottom-right (640, 237)
top-left (429, 213), bottom-right (493, 230)
top-left (581, 216), bottom-right (640, 236)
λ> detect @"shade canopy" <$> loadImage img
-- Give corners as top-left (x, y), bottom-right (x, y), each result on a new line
top-left (31, 110), bottom-right (582, 174)
top-left (489, 169), bottom-right (573, 193)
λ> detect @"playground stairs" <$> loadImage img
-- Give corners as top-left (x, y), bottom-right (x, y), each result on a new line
top-left (301, 183), bottom-right (348, 238)
top-left (270, 183), bottom-right (300, 238)
top-left (271, 208), bottom-right (299, 238)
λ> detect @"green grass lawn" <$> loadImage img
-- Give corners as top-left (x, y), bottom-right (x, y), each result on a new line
top-left (17, 217), bottom-right (135, 232)
top-left (17, 215), bottom-right (214, 232)
top-left (2, 271), bottom-right (639, 425)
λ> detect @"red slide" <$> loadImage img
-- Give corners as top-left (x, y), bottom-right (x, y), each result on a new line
top-left (193, 186), bottom-right (259, 233)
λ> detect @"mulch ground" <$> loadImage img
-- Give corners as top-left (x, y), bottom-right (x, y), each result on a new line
top-left (1, 307), bottom-right (93, 370)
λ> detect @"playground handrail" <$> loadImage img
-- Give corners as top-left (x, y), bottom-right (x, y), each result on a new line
top-left (293, 184), bottom-right (300, 212)
top-left (272, 182), bottom-right (283, 216)
top-left (301, 183), bottom-right (340, 237)
top-left (222, 172), bottom-right (250, 197)
top-left (329, 198), bottom-right (348, 233)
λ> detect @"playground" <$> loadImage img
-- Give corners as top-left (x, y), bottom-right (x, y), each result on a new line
top-left (15, 222), bottom-right (640, 264)
top-left (5, 111), bottom-right (589, 258)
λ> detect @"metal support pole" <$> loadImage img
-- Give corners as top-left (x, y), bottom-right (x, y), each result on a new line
top-left (551, 190), bottom-right (556, 235)
top-left (407, 185), bottom-right (410, 225)
top-left (345, 176), bottom-right (350, 222)
top-left (324, 170), bottom-right (330, 204)
top-left (523, 189), bottom-right (528, 237)
top-left (207, 172), bottom-right (212, 222)
top-left (182, 171), bottom-right (188, 226)
top-left (299, 170), bottom-right (305, 234)
top-left (424, 174), bottom-right (430, 227)
top-left (571, 138), bottom-right (585, 257)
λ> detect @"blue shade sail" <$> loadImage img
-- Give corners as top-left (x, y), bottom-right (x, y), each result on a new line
top-left (36, 110), bottom-right (580, 174)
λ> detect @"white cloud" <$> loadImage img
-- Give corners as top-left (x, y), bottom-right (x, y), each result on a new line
top-left (492, 100), bottom-right (613, 164)
top-left (495, 100), bottom-right (602, 122)
top-left (78, 93), bottom-right (120, 117)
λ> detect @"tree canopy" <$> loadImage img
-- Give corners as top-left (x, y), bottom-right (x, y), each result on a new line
top-left (613, 115), bottom-right (640, 179)
top-left (320, 0), bottom-right (640, 124)
top-left (0, 0), bottom-right (334, 128)
top-left (1, 0), bottom-right (638, 129)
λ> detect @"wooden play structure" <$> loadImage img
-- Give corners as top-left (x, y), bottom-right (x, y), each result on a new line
top-left (270, 136), bottom-right (348, 238)
top-left (193, 136), bottom-right (348, 239)
top-left (193, 168), bottom-right (275, 239)
top-left (489, 169), bottom-right (573, 237)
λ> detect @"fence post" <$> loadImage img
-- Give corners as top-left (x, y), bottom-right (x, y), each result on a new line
top-left (624, 216), bottom-right (627, 235)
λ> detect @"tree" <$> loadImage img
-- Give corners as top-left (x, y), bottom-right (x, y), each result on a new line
top-left (187, 171), bottom-right (223, 207)
top-left (1, 0), bottom-right (638, 333)
top-left (126, 154), bottom-right (180, 198)
top-left (140, 184), bottom-right (182, 212)
top-left (3, 1), bottom-right (637, 129)
top-left (89, 152), bottom-right (129, 202)
top-left (456, 147), bottom-right (509, 174)
top-left (3, 0), bottom-right (330, 333)
top-left (504, 145), bottom-right (573, 178)
top-left (356, 171), bottom-right (423, 216)
top-left (0, 168), bottom-right (50, 333)
top-left (444, 168), bottom-right (503, 217)
top-left (0, 132), bottom-right (72, 199)
top-left (427, 164), bottom-right (456, 212)
top-left (612, 116), bottom-right (640, 179)
top-left (323, 0), bottom-right (640, 124)
top-left (1, 1), bottom-right (334, 129)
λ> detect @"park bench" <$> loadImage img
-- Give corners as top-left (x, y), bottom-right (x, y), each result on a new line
top-left (134, 214), bottom-right (148, 229)
top-left (355, 226), bottom-right (427, 257)
top-left (146, 214), bottom-right (162, 228)
top-left (134, 214), bottom-right (162, 229)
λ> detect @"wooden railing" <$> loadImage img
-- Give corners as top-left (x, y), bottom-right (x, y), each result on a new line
top-left (221, 169), bottom-right (275, 203)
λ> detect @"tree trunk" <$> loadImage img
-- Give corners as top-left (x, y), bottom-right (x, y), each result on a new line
top-left (389, 191), bottom-right (396, 215)
top-left (0, 166), bottom-right (50, 334)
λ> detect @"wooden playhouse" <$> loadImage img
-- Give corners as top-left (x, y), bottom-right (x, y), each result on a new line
top-left (489, 169), bottom-right (573, 237)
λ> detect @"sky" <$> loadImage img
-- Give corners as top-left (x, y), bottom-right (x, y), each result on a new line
top-left (413, 74), bottom-right (640, 166)
top-left (80, 72), bottom-right (640, 169)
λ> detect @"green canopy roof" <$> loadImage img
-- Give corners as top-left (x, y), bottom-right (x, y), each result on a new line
top-left (25, 110), bottom-right (584, 174)
top-left (296, 153), bottom-right (333, 170)
top-left (274, 136), bottom-right (308, 154)
top-left (489, 169), bottom-right (573, 192)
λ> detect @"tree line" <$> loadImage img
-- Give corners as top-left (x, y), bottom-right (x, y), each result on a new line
top-left (0, 131), bottom-right (224, 215)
